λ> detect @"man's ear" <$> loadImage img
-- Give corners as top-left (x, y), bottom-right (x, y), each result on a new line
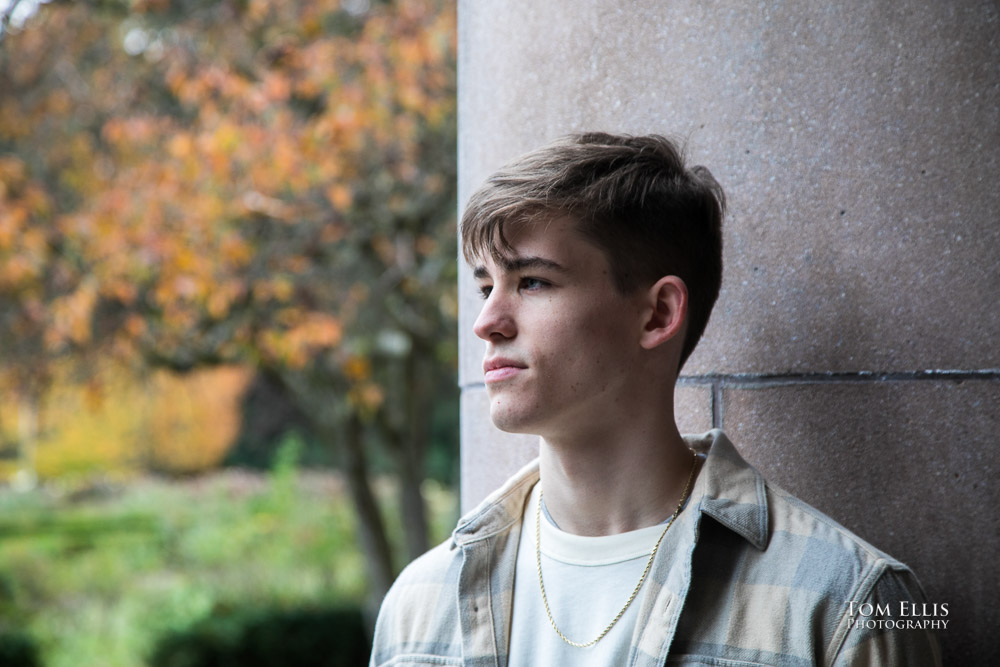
top-left (639, 275), bottom-right (688, 350)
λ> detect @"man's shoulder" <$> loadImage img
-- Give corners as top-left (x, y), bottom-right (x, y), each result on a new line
top-left (764, 479), bottom-right (908, 574)
top-left (370, 462), bottom-right (538, 666)
top-left (683, 457), bottom-right (939, 665)
top-left (763, 483), bottom-right (939, 663)
top-left (390, 536), bottom-right (463, 592)
top-left (370, 538), bottom-right (465, 666)
top-left (692, 430), bottom-right (913, 584)
top-left (380, 454), bottom-right (535, 615)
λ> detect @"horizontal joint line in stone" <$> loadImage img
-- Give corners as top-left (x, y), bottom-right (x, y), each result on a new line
top-left (677, 369), bottom-right (1000, 388)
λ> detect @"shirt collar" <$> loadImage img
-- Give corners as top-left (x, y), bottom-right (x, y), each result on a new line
top-left (686, 429), bottom-right (770, 550)
top-left (452, 429), bottom-right (769, 551)
top-left (452, 457), bottom-right (540, 547)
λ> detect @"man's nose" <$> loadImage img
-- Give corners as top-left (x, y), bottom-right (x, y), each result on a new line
top-left (473, 291), bottom-right (516, 341)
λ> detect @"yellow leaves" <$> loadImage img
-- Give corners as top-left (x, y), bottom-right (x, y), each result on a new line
top-left (348, 381), bottom-right (384, 416)
top-left (299, 17), bottom-right (321, 39)
top-left (253, 277), bottom-right (295, 303)
top-left (282, 254), bottom-right (311, 274)
top-left (0, 99), bottom-right (31, 140)
top-left (291, 312), bottom-right (343, 348)
top-left (220, 234), bottom-right (253, 267)
top-left (145, 365), bottom-right (251, 474)
top-left (0, 0), bottom-right (458, 411)
top-left (273, 136), bottom-right (304, 187)
top-left (247, 0), bottom-right (272, 22)
top-left (16, 362), bottom-right (252, 479)
top-left (211, 122), bottom-right (242, 155)
top-left (125, 314), bottom-right (147, 338)
top-left (46, 277), bottom-right (99, 350)
top-left (343, 354), bottom-right (385, 417)
top-left (0, 155), bottom-right (28, 186)
top-left (395, 38), bottom-right (425, 67)
top-left (206, 291), bottom-right (231, 320)
top-left (371, 233), bottom-right (396, 266)
top-left (19, 227), bottom-right (47, 258)
top-left (45, 88), bottom-right (73, 115)
top-left (325, 184), bottom-right (353, 209)
top-left (104, 116), bottom-right (162, 146)
top-left (295, 76), bottom-right (323, 100)
top-left (343, 355), bottom-right (370, 381)
top-left (263, 72), bottom-right (292, 103)
top-left (330, 102), bottom-right (361, 134)
top-left (320, 222), bottom-right (346, 244)
top-left (107, 280), bottom-right (138, 305)
top-left (0, 208), bottom-right (26, 251)
top-left (259, 311), bottom-right (343, 369)
top-left (172, 246), bottom-right (199, 273)
top-left (168, 133), bottom-right (196, 160)
top-left (23, 183), bottom-right (51, 217)
top-left (159, 301), bottom-right (198, 333)
top-left (0, 255), bottom-right (41, 291)
top-left (0, 158), bottom-right (55, 292)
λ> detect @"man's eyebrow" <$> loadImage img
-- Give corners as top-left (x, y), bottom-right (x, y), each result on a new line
top-left (473, 256), bottom-right (568, 279)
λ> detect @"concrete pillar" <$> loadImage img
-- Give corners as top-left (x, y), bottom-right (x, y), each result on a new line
top-left (457, 1), bottom-right (999, 663)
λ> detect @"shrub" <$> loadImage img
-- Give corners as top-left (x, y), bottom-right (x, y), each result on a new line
top-left (0, 629), bottom-right (41, 667)
top-left (149, 606), bottom-right (370, 667)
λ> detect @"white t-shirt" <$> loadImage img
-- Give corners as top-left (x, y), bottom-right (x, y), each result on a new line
top-left (507, 482), bottom-right (671, 667)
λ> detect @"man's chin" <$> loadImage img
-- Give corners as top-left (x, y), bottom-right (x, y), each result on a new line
top-left (488, 402), bottom-right (538, 435)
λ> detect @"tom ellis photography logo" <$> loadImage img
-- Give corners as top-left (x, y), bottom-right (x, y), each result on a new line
top-left (846, 601), bottom-right (949, 631)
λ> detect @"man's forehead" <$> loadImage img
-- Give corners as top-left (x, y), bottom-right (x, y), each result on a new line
top-left (472, 253), bottom-right (569, 279)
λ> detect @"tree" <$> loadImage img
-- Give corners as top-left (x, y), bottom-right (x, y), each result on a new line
top-left (0, 0), bottom-right (457, 601)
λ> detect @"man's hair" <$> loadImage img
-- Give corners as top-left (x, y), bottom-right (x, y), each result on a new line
top-left (461, 132), bottom-right (725, 370)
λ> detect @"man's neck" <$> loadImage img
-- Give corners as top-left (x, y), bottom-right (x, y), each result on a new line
top-left (536, 412), bottom-right (696, 537)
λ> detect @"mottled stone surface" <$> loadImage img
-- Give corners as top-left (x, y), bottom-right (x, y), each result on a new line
top-left (458, 1), bottom-right (999, 662)
top-left (675, 382), bottom-right (715, 434)
top-left (458, 0), bottom-right (1000, 380)
top-left (721, 380), bottom-right (1000, 666)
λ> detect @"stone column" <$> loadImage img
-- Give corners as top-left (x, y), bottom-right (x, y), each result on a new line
top-left (457, 1), bottom-right (998, 663)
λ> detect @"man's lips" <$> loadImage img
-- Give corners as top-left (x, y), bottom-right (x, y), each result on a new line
top-left (483, 357), bottom-right (527, 383)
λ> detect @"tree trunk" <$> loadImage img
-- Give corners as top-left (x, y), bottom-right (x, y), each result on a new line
top-left (338, 414), bottom-right (396, 603)
top-left (280, 370), bottom-right (397, 603)
top-left (393, 426), bottom-right (430, 560)
top-left (379, 345), bottom-right (433, 562)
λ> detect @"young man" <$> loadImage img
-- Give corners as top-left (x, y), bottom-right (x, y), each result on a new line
top-left (370, 133), bottom-right (940, 666)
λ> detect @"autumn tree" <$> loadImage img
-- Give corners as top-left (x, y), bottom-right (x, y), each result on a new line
top-left (0, 0), bottom-right (457, 601)
top-left (0, 0), bottom-right (111, 487)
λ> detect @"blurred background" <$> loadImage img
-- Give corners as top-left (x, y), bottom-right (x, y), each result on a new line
top-left (0, 0), bottom-right (457, 664)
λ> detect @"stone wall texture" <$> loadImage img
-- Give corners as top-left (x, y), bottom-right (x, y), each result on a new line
top-left (457, 1), bottom-right (999, 663)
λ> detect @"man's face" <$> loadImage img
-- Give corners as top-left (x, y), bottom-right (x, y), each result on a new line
top-left (472, 217), bottom-right (646, 439)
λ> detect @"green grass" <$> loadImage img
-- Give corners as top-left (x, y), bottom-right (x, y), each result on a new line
top-left (0, 458), bottom-right (457, 667)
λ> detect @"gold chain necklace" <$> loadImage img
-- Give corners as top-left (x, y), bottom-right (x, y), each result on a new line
top-left (535, 450), bottom-right (699, 648)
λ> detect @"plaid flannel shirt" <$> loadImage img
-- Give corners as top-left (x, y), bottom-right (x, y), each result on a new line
top-left (370, 430), bottom-right (941, 666)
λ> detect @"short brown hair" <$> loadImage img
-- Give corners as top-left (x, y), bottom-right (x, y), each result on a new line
top-left (461, 132), bottom-right (725, 370)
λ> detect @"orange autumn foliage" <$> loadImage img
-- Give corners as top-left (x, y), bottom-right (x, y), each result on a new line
top-left (0, 364), bottom-right (251, 480)
top-left (1, 0), bottom-right (457, 591)
top-left (1, 0), bottom-right (456, 375)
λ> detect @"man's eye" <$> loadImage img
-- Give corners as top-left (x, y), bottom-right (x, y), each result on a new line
top-left (520, 277), bottom-right (547, 291)
top-left (478, 285), bottom-right (493, 299)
